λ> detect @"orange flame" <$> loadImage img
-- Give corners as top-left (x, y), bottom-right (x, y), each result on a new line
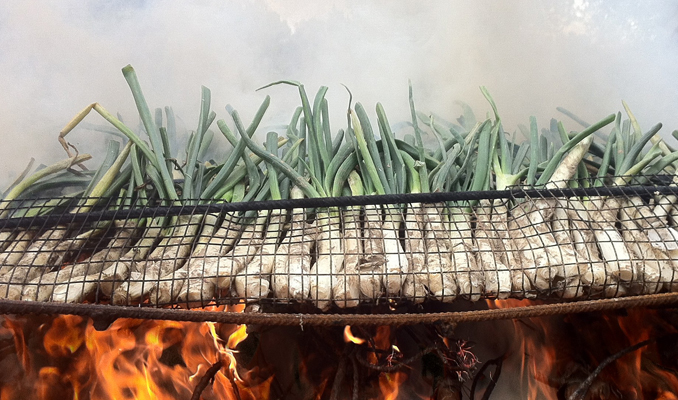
top-left (0, 304), bottom-right (273, 400)
top-left (488, 299), bottom-right (678, 399)
top-left (343, 325), bottom-right (365, 345)
top-left (379, 371), bottom-right (407, 400)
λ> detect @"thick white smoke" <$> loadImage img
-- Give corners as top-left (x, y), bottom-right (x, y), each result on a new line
top-left (0, 0), bottom-right (677, 187)
top-left (1, 1), bottom-right (677, 397)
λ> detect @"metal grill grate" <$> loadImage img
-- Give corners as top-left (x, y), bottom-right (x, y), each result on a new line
top-left (2, 180), bottom-right (678, 323)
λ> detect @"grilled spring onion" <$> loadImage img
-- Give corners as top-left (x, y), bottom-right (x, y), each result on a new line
top-left (332, 171), bottom-right (363, 307)
top-left (234, 131), bottom-right (288, 302)
top-left (1, 141), bottom-right (130, 300)
top-left (8, 65), bottom-right (678, 308)
top-left (173, 136), bottom-right (295, 307)
top-left (589, 122), bottom-right (662, 288)
top-left (354, 103), bottom-right (409, 298)
top-left (469, 120), bottom-right (513, 298)
top-left (509, 115), bottom-right (616, 297)
top-left (398, 150), bottom-right (426, 302)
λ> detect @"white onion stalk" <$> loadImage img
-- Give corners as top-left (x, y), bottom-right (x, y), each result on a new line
top-left (398, 153), bottom-right (426, 302)
top-left (590, 196), bottom-right (635, 283)
top-left (510, 200), bottom-right (562, 291)
top-left (66, 221), bottom-right (148, 304)
top-left (476, 91), bottom-right (519, 298)
top-left (671, 205), bottom-right (678, 231)
top-left (48, 219), bottom-right (144, 304)
top-left (108, 216), bottom-right (173, 305)
top-left (0, 226), bottom-right (70, 299)
top-left (486, 112), bottom-right (534, 298)
top-left (492, 169), bottom-right (532, 297)
top-left (333, 172), bottom-right (363, 307)
top-left (361, 203), bottom-right (386, 299)
top-left (226, 212), bottom-right (267, 295)
top-left (43, 224), bottom-right (112, 269)
top-left (476, 200), bottom-right (512, 298)
top-left (0, 230), bottom-right (37, 276)
top-left (592, 115), bottom-right (663, 285)
top-left (64, 258), bottom-right (133, 304)
top-left (627, 101), bottom-right (678, 290)
top-left (152, 213), bottom-right (227, 306)
top-left (446, 205), bottom-right (483, 301)
top-left (172, 213), bottom-right (242, 306)
top-left (589, 142), bottom-right (662, 288)
top-left (271, 186), bottom-right (314, 301)
top-left (403, 203), bottom-right (427, 303)
top-left (49, 225), bottom-right (141, 303)
top-left (668, 205), bottom-right (678, 290)
top-left (272, 214), bottom-right (317, 301)
top-left (491, 198), bottom-right (530, 298)
top-left (235, 209), bottom-right (285, 301)
top-left (517, 115), bottom-right (617, 294)
top-left (9, 222), bottom-right (111, 299)
top-left (567, 197), bottom-right (609, 291)
top-left (536, 203), bottom-right (584, 297)
top-left (310, 209), bottom-right (343, 310)
top-left (645, 131), bottom-right (678, 290)
top-left (114, 214), bottom-right (203, 304)
top-left (382, 205), bottom-right (408, 296)
top-left (624, 197), bottom-right (673, 293)
top-left (22, 219), bottom-right (140, 302)
top-left (551, 199), bottom-right (585, 298)
top-left (619, 202), bottom-right (658, 294)
top-left (235, 129), bottom-right (293, 302)
top-left (333, 206), bottom-right (360, 307)
top-left (0, 231), bottom-right (16, 253)
top-left (640, 192), bottom-right (678, 291)
top-left (158, 213), bottom-right (222, 305)
top-left (423, 203), bottom-right (457, 301)
top-left (213, 220), bottom-right (264, 294)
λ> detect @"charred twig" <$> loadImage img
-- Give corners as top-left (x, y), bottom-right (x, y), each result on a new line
top-left (356, 345), bottom-right (446, 372)
top-left (191, 360), bottom-right (223, 400)
top-left (567, 338), bottom-right (654, 400)
top-left (330, 343), bottom-right (354, 400)
top-left (351, 351), bottom-right (359, 400)
top-left (449, 339), bottom-right (479, 381)
top-left (470, 356), bottom-right (503, 400)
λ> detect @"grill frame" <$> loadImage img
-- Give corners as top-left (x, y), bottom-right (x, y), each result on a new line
top-left (2, 181), bottom-right (678, 325)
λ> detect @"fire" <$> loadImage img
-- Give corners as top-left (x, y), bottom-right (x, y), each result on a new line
top-left (489, 299), bottom-right (678, 399)
top-left (379, 371), bottom-right (407, 400)
top-left (0, 304), bottom-right (272, 400)
top-left (343, 325), bottom-right (365, 345)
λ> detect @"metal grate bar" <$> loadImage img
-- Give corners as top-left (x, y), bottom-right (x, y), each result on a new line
top-left (1, 181), bottom-right (678, 319)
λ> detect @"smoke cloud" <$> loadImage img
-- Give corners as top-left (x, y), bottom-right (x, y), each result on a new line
top-left (1, 0), bottom-right (677, 187)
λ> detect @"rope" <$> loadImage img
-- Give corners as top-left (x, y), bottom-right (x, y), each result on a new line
top-left (2, 292), bottom-right (678, 326)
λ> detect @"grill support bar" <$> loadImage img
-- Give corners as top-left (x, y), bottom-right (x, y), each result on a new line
top-left (3, 292), bottom-right (678, 326)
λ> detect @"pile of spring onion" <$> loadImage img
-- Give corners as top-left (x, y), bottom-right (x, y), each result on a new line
top-left (2, 64), bottom-right (678, 310)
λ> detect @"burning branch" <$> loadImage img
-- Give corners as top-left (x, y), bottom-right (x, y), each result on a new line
top-left (190, 360), bottom-right (224, 400)
top-left (329, 342), bottom-right (358, 400)
top-left (567, 338), bottom-right (654, 400)
top-left (470, 356), bottom-right (504, 400)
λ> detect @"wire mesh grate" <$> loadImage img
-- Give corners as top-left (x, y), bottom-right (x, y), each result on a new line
top-left (2, 179), bottom-right (678, 313)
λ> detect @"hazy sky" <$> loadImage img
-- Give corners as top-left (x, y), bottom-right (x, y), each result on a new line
top-left (1, 0), bottom-right (677, 187)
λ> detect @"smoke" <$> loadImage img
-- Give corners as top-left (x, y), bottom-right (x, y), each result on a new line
top-left (1, 0), bottom-right (677, 188)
